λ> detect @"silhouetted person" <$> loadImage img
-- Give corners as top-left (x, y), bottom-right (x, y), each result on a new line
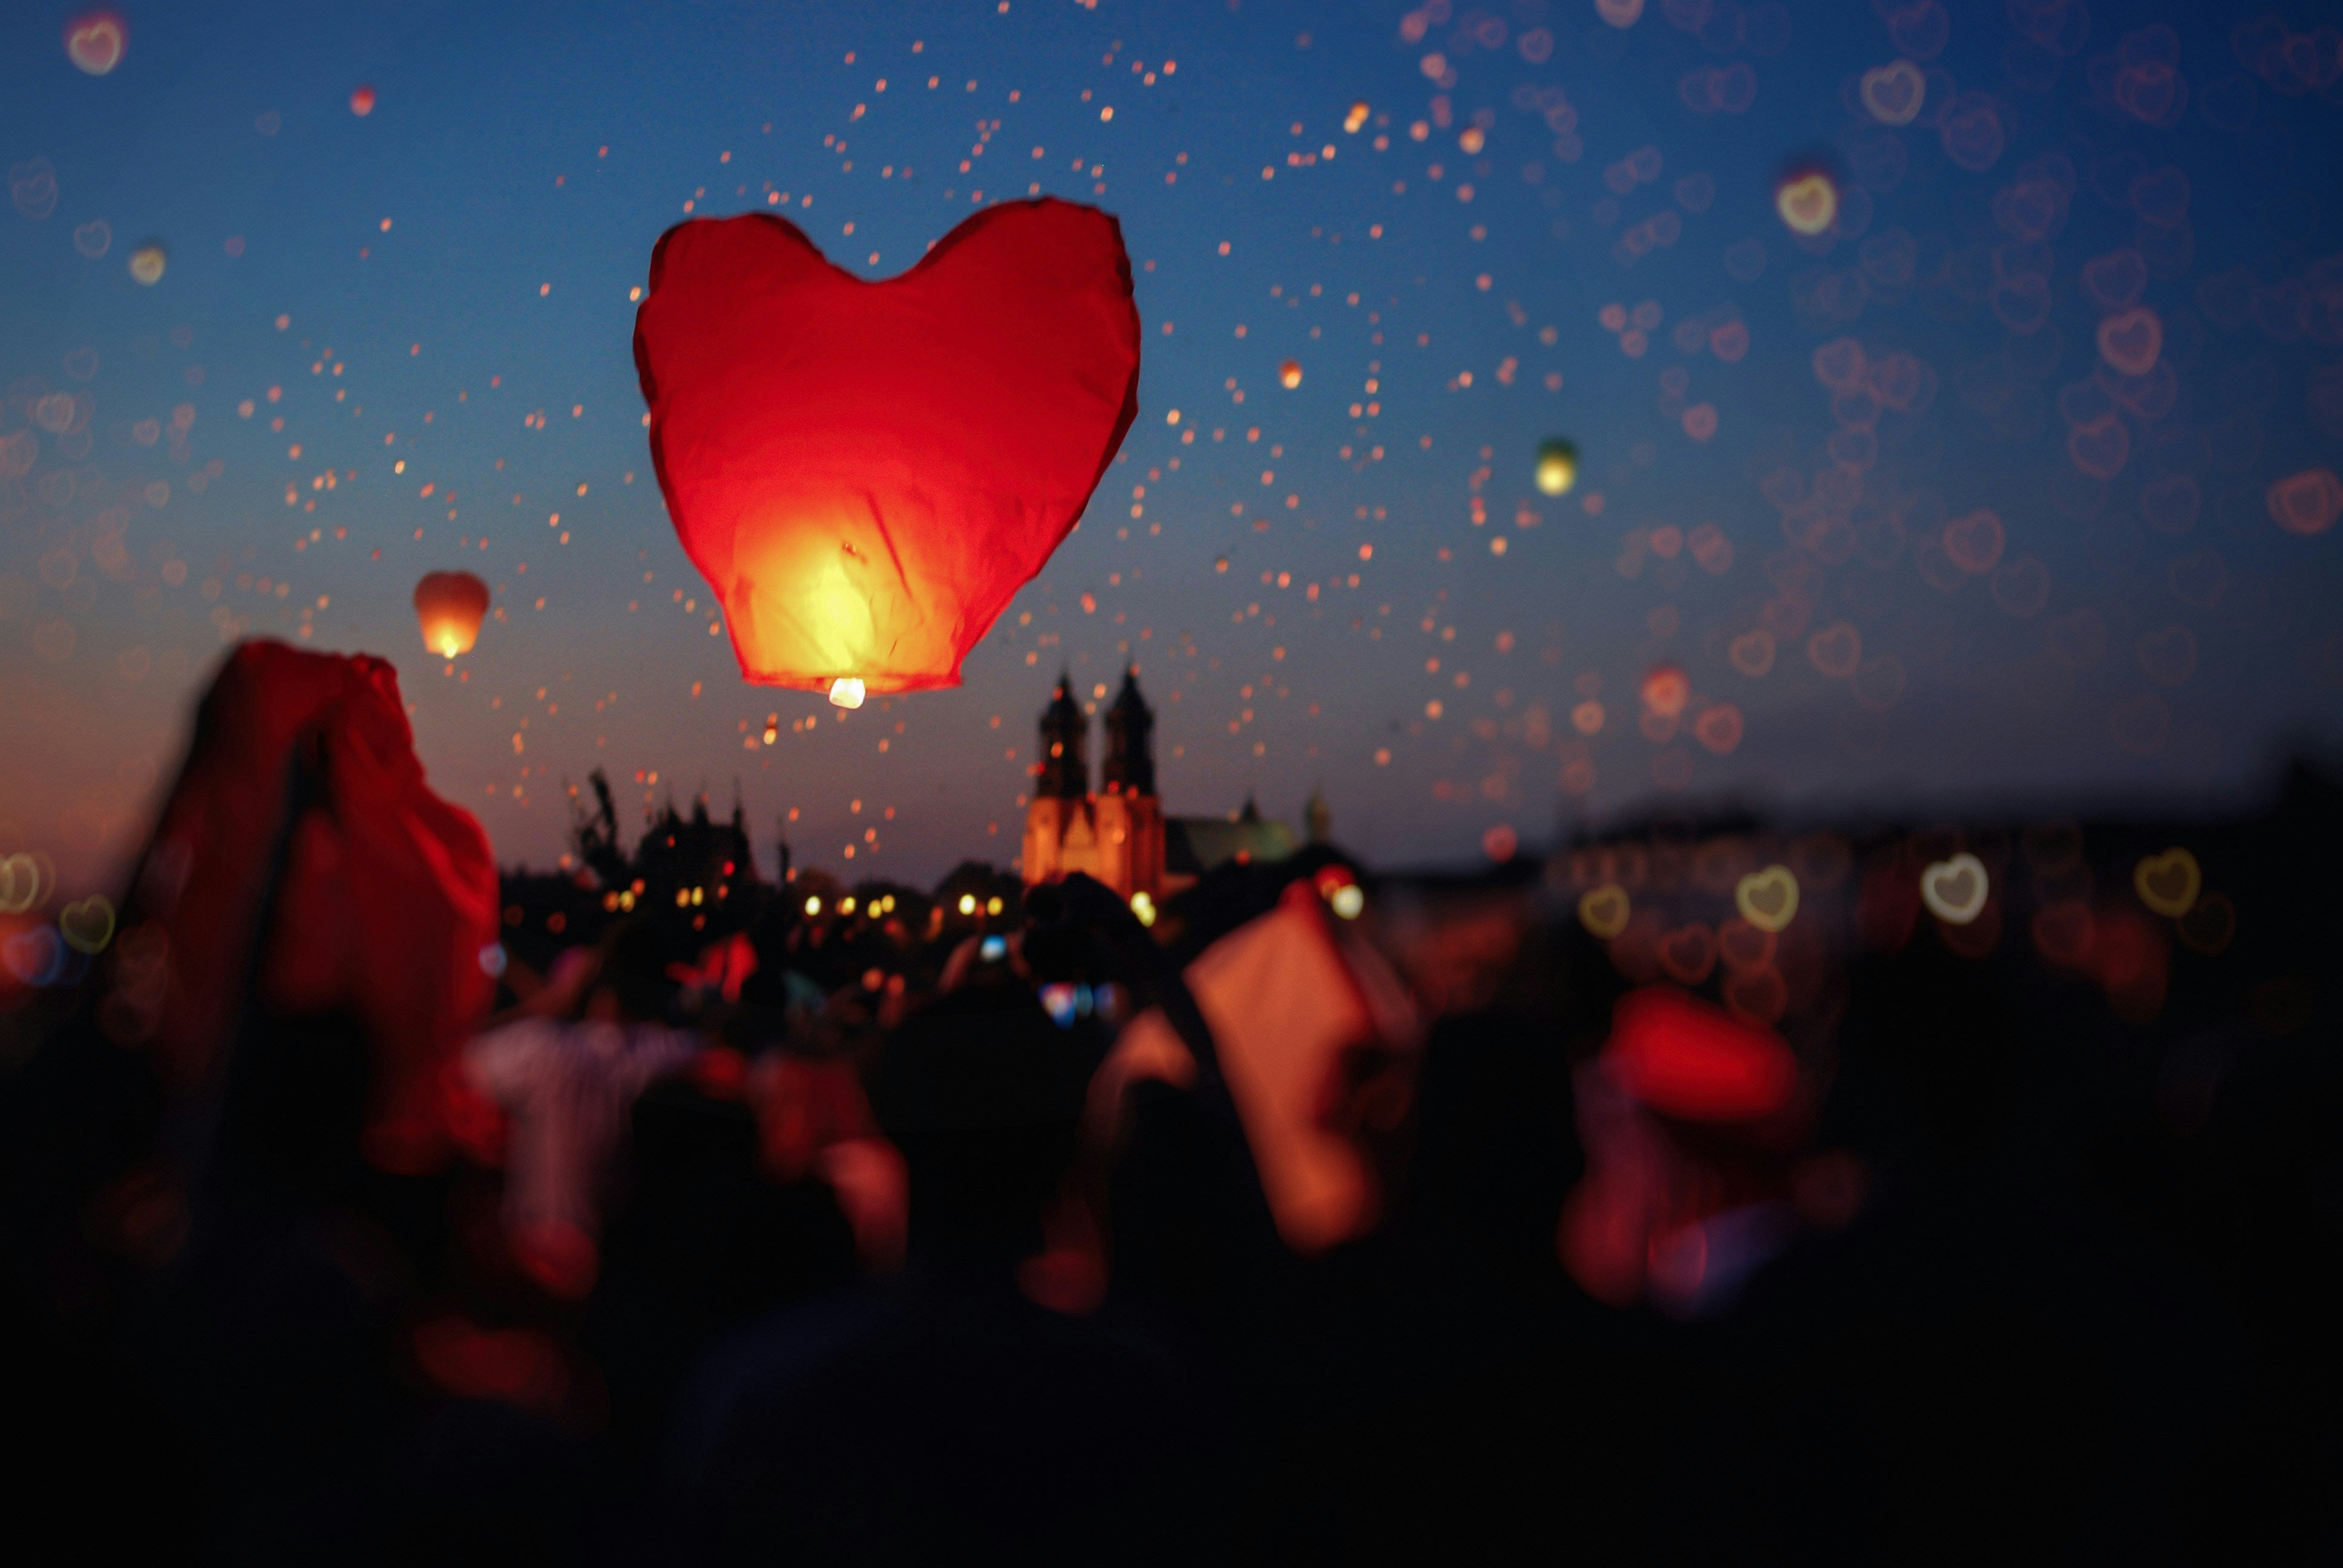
top-left (673, 970), bottom-right (1227, 1564)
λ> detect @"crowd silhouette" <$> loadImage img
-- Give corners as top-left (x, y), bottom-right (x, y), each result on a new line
top-left (3, 642), bottom-right (2339, 1562)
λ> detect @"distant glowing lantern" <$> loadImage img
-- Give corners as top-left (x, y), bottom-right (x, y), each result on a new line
top-left (1774, 168), bottom-right (1838, 235)
top-left (64, 11), bottom-right (126, 75)
top-left (1344, 101), bottom-right (1369, 134)
top-left (1535, 437), bottom-right (1578, 495)
top-left (1640, 665), bottom-right (1689, 719)
top-left (350, 83), bottom-right (376, 117)
top-left (1279, 359), bottom-right (1303, 390)
top-left (632, 198), bottom-right (1141, 697)
top-left (413, 570), bottom-right (490, 658)
top-left (127, 243), bottom-right (166, 286)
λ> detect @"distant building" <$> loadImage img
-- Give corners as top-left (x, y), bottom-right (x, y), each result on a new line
top-left (1021, 669), bottom-right (1297, 903)
top-left (1305, 789), bottom-right (1332, 845)
top-left (571, 769), bottom-right (758, 917)
top-left (634, 791), bottom-right (759, 910)
top-left (1164, 796), bottom-right (1296, 886)
top-left (1023, 670), bottom-right (1167, 902)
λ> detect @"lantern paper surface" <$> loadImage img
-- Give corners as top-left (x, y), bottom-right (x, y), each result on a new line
top-left (133, 639), bottom-right (500, 1172)
top-left (1603, 986), bottom-right (1797, 1123)
top-left (413, 569), bottom-right (491, 658)
top-left (1090, 880), bottom-right (1420, 1256)
top-left (632, 198), bottom-right (1141, 693)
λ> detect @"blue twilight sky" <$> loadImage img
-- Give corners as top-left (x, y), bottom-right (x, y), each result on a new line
top-left (4, 0), bottom-right (2341, 892)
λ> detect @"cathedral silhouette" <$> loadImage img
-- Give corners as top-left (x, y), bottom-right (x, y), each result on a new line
top-left (1020, 668), bottom-right (1313, 905)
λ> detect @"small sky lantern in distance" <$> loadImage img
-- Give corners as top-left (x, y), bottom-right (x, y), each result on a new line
top-left (1640, 664), bottom-right (1689, 719)
top-left (128, 243), bottom-right (166, 286)
top-left (413, 570), bottom-right (490, 658)
top-left (1535, 437), bottom-right (1578, 496)
top-left (632, 198), bottom-right (1141, 701)
top-left (1344, 101), bottom-right (1369, 134)
top-left (350, 83), bottom-right (376, 117)
top-left (1279, 359), bottom-right (1303, 390)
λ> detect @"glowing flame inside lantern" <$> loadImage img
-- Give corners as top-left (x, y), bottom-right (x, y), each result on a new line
top-left (1535, 439), bottom-right (1578, 497)
top-left (413, 570), bottom-right (490, 659)
top-left (731, 534), bottom-right (882, 704)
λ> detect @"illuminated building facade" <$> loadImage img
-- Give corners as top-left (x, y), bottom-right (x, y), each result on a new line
top-left (1023, 669), bottom-right (1167, 903)
top-left (1022, 669), bottom-right (1302, 903)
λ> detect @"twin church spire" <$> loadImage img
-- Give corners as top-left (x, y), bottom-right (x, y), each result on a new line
top-left (1037, 667), bottom-right (1154, 800)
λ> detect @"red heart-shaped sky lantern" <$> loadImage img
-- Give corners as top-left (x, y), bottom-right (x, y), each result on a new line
top-left (633, 198), bottom-right (1141, 698)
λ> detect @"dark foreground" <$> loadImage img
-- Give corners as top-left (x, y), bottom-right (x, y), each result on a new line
top-left (4, 766), bottom-right (2339, 1564)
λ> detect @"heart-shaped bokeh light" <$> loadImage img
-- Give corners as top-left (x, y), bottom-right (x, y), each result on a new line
top-left (1578, 883), bottom-right (1631, 940)
top-left (633, 198), bottom-right (1141, 696)
top-left (64, 11), bottom-right (126, 76)
top-left (1920, 852), bottom-right (1990, 926)
top-left (1735, 864), bottom-right (1800, 933)
top-left (2131, 847), bottom-right (2201, 917)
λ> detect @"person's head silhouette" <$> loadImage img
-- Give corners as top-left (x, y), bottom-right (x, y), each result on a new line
top-left (873, 981), bottom-right (1088, 1269)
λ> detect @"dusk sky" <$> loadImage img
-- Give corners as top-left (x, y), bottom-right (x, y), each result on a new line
top-left (6, 0), bottom-right (2341, 893)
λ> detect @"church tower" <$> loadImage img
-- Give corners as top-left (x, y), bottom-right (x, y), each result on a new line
top-left (1305, 789), bottom-right (1332, 844)
top-left (1022, 667), bottom-right (1164, 904)
top-left (1036, 671), bottom-right (1088, 799)
top-left (1103, 667), bottom-right (1155, 796)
